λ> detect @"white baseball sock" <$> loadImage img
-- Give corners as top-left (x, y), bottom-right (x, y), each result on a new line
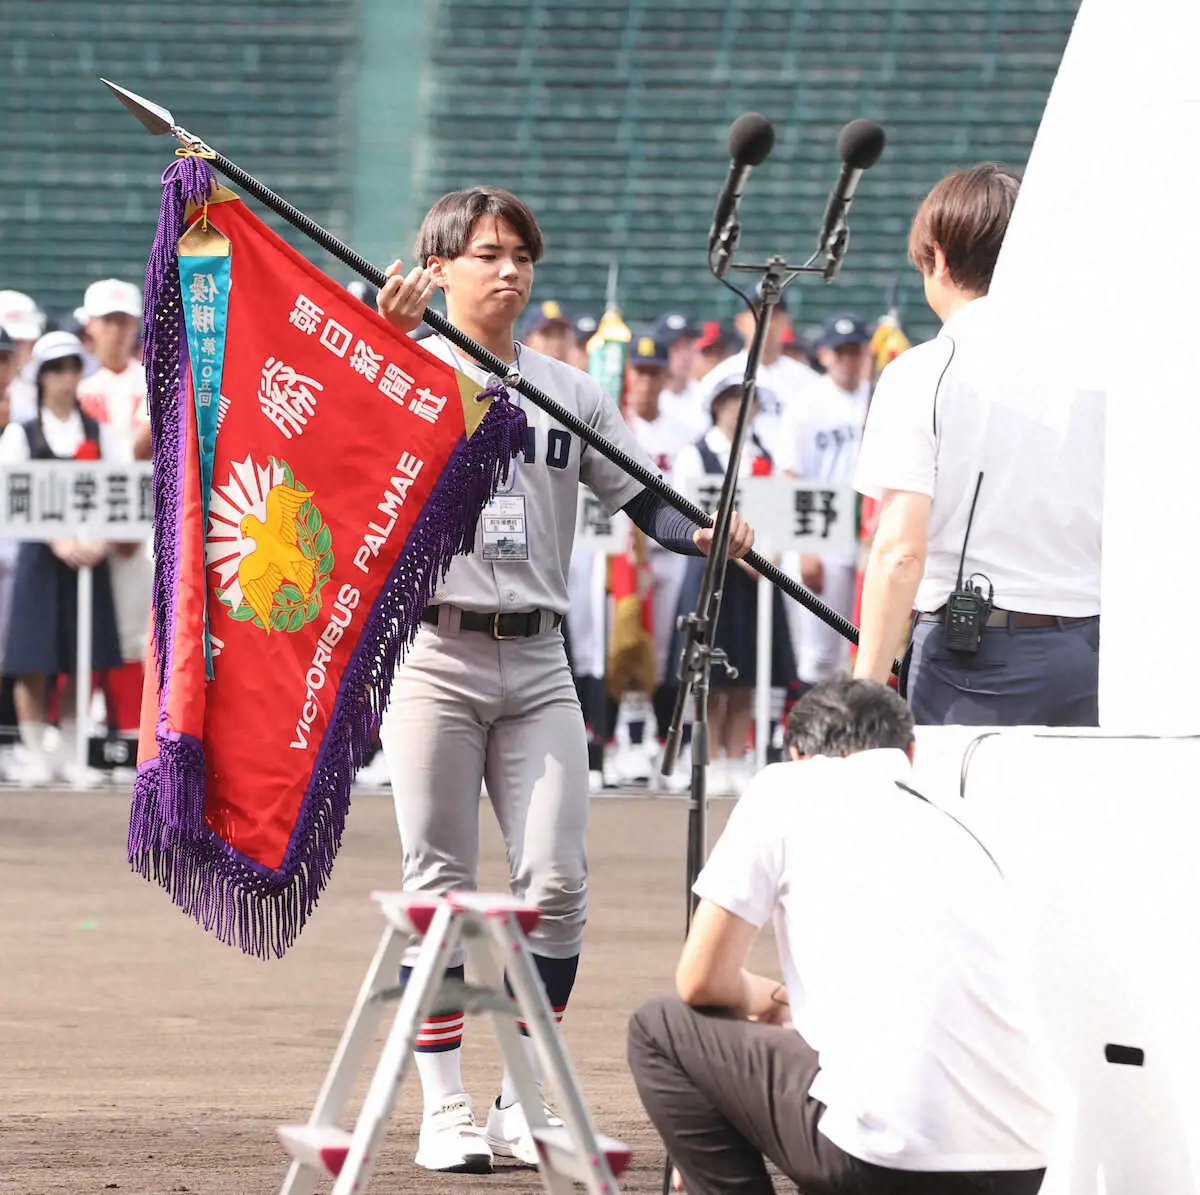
top-left (413, 1046), bottom-right (467, 1115)
top-left (499, 1036), bottom-right (543, 1109)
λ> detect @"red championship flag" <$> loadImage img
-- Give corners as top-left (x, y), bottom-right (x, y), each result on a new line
top-left (129, 158), bottom-right (525, 956)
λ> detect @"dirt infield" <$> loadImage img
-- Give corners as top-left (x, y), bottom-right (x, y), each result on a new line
top-left (0, 788), bottom-right (775, 1194)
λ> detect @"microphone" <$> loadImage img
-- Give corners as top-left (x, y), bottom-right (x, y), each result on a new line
top-left (816, 118), bottom-right (886, 278)
top-left (709, 113), bottom-right (775, 276)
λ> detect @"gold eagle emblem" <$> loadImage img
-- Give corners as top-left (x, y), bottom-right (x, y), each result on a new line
top-left (237, 483), bottom-right (317, 632)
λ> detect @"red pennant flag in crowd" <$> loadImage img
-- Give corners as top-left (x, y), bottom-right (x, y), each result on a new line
top-left (129, 157), bottom-right (526, 957)
top-left (607, 527), bottom-right (656, 699)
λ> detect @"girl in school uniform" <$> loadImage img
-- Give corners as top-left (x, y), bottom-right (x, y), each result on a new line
top-left (0, 331), bottom-right (123, 786)
top-left (671, 381), bottom-right (796, 796)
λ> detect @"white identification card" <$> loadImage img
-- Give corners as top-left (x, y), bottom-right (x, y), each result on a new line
top-left (481, 495), bottom-right (530, 561)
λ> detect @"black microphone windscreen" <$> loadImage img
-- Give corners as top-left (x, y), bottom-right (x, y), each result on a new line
top-left (727, 113), bottom-right (775, 167)
top-left (837, 119), bottom-right (886, 171)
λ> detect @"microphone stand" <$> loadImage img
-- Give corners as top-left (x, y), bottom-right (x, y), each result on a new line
top-left (659, 243), bottom-right (828, 1195)
top-left (662, 249), bottom-right (823, 905)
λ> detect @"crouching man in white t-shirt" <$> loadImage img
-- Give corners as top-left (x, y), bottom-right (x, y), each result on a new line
top-left (627, 677), bottom-right (1058, 1195)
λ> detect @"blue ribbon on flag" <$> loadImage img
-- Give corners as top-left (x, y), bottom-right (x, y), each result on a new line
top-left (178, 253), bottom-right (232, 677)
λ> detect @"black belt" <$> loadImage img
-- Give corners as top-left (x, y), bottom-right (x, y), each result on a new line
top-left (918, 608), bottom-right (1096, 630)
top-left (421, 605), bottom-right (562, 640)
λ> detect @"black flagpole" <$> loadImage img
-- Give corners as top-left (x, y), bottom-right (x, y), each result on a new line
top-left (101, 77), bottom-right (898, 676)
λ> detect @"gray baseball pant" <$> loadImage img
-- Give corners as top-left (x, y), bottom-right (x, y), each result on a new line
top-left (381, 609), bottom-right (589, 966)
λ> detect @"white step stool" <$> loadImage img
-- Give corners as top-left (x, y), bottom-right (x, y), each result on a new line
top-left (277, 890), bottom-right (630, 1194)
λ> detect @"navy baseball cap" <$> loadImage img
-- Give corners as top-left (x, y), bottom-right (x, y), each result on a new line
top-left (651, 312), bottom-right (702, 343)
top-left (573, 312), bottom-right (599, 345)
top-left (820, 313), bottom-right (870, 348)
top-left (518, 299), bottom-right (571, 339)
top-left (629, 332), bottom-right (669, 368)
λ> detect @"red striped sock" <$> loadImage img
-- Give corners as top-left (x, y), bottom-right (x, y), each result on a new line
top-left (402, 962), bottom-right (466, 1055)
top-left (414, 1009), bottom-right (465, 1053)
top-left (516, 1003), bottom-right (566, 1036)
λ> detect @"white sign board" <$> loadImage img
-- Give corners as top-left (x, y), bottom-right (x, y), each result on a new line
top-left (682, 476), bottom-right (857, 555)
top-left (574, 489), bottom-right (629, 554)
top-left (0, 461), bottom-right (155, 541)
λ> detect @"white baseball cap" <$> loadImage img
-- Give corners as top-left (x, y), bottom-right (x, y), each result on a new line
top-left (0, 290), bottom-right (46, 342)
top-left (31, 330), bottom-right (85, 370)
top-left (81, 278), bottom-right (143, 320)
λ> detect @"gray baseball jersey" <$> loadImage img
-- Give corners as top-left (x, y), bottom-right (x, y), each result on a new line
top-left (421, 337), bottom-right (652, 614)
top-left (382, 335), bottom-right (659, 966)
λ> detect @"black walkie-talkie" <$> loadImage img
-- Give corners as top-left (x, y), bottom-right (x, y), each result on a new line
top-left (944, 473), bottom-right (994, 654)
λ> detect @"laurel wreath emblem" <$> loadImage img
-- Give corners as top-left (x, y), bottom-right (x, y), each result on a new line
top-left (222, 459), bottom-right (335, 633)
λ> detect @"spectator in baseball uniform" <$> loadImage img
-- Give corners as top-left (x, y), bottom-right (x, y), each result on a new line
top-left (628, 676), bottom-right (1058, 1195)
top-left (0, 290), bottom-right (47, 425)
top-left (780, 313), bottom-right (872, 690)
top-left (853, 164), bottom-right (1102, 725)
top-left (569, 312), bottom-right (598, 371)
top-left (610, 332), bottom-right (697, 788)
top-left (518, 298), bottom-right (575, 363)
top-left (692, 319), bottom-right (737, 384)
top-left (0, 332), bottom-right (124, 786)
top-left (652, 312), bottom-right (707, 436)
top-left (375, 186), bottom-right (755, 1174)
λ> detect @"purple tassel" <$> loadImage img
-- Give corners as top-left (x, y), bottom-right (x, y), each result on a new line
top-left (142, 158), bottom-right (215, 406)
top-left (142, 157), bottom-right (216, 696)
top-left (128, 158), bottom-right (220, 879)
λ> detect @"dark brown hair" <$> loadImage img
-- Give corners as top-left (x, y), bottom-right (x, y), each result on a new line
top-left (415, 187), bottom-right (544, 264)
top-left (785, 677), bottom-right (914, 757)
top-left (908, 163), bottom-right (1020, 295)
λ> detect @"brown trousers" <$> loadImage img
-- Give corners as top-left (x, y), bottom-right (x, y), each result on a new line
top-left (627, 996), bottom-right (1047, 1195)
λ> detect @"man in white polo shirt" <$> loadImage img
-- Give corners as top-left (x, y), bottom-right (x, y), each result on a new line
top-left (852, 164), bottom-right (1102, 725)
top-left (627, 677), bottom-right (1057, 1195)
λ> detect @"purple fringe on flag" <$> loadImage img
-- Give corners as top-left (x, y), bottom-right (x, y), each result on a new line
top-left (128, 157), bottom-right (216, 866)
top-left (141, 155), bottom-right (215, 697)
top-left (127, 153), bottom-right (527, 964)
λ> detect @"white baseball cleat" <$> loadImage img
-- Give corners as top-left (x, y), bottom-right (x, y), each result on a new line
top-left (486, 1096), bottom-right (563, 1166)
top-left (414, 1095), bottom-right (493, 1173)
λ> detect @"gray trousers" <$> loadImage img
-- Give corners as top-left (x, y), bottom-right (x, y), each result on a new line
top-left (908, 617), bottom-right (1100, 727)
top-left (381, 613), bottom-right (589, 965)
top-left (628, 996), bottom-right (1047, 1195)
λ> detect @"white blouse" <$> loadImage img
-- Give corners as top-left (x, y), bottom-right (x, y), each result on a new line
top-left (0, 407), bottom-right (125, 464)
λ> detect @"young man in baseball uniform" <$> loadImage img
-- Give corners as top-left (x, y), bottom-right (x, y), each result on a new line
top-left (612, 333), bottom-right (696, 787)
top-left (377, 186), bottom-right (755, 1174)
top-left (779, 313), bottom-right (873, 690)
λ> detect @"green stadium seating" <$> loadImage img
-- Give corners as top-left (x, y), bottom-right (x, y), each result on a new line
top-left (414, 0), bottom-right (1078, 340)
top-left (2, 0), bottom-right (1077, 348)
top-left (0, 0), bottom-right (358, 325)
